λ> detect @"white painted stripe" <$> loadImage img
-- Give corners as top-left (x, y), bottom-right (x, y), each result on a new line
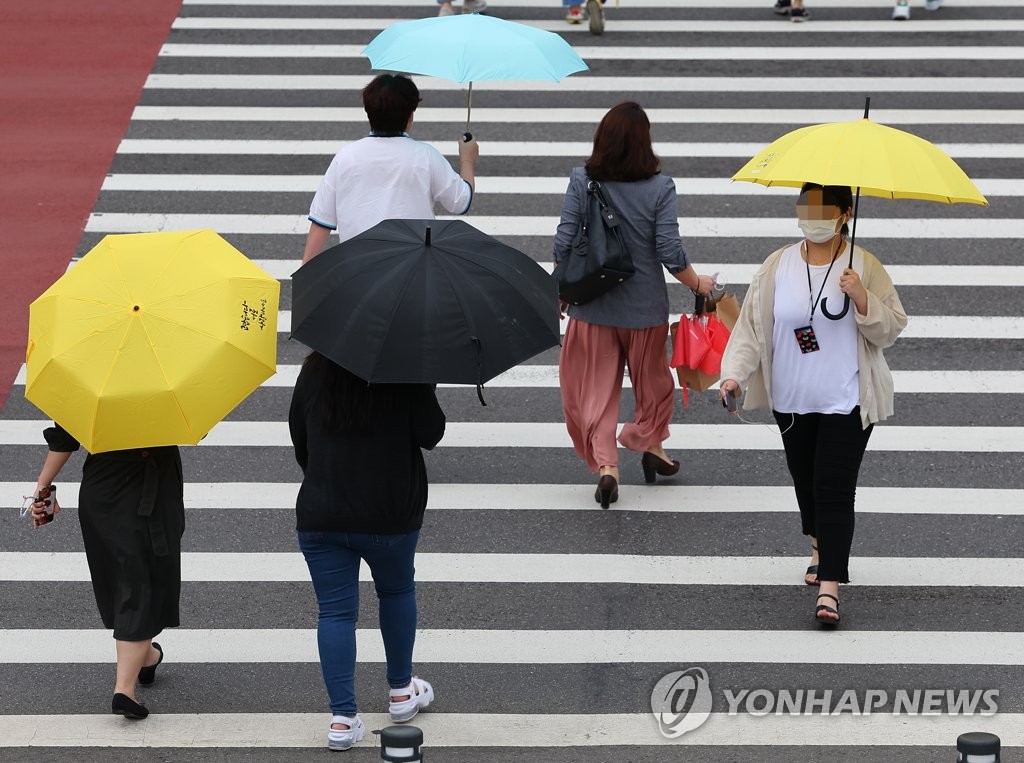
top-left (238, 258), bottom-right (1024, 288)
top-left (7, 552), bottom-right (1022, 587)
top-left (179, 0), bottom-right (1024, 7)
top-left (155, 45), bottom-right (1024, 61)
top-left (171, 17), bottom-right (1024, 34)
top-left (2, 482), bottom-right (1020, 516)
top-left (4, 626), bottom-right (1024, 664)
top-left (4, 420), bottom-right (1024, 451)
top-left (11, 307), bottom-right (1023, 338)
top-left (1, 712), bottom-right (1020, 749)
top-left (101, 174), bottom-right (1021, 198)
top-left (84, 215), bottom-right (1016, 240)
top-left (13, 364), bottom-right (1023, 393)
top-left (128, 106), bottom-right (1024, 126)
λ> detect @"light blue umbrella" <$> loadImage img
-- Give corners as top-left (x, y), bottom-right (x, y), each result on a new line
top-left (362, 13), bottom-right (588, 132)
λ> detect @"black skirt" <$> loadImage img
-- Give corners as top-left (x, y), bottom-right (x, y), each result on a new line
top-left (46, 425), bottom-right (186, 640)
top-left (79, 447), bottom-right (185, 640)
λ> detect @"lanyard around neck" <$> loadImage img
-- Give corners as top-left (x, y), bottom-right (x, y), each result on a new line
top-left (803, 239), bottom-right (842, 324)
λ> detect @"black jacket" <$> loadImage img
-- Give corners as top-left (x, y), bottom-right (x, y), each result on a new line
top-left (288, 368), bottom-right (445, 534)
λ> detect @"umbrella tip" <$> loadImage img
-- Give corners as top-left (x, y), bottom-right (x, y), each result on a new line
top-left (425, 225), bottom-right (431, 246)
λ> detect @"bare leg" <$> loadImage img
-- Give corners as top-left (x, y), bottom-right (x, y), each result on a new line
top-left (599, 464), bottom-right (620, 480)
top-left (114, 639), bottom-right (159, 699)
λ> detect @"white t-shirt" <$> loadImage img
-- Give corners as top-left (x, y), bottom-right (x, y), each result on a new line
top-left (771, 242), bottom-right (860, 415)
top-left (308, 135), bottom-right (473, 242)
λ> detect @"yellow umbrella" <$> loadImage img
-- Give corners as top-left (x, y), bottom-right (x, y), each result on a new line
top-left (25, 230), bottom-right (280, 453)
top-left (732, 99), bottom-right (987, 318)
top-left (732, 116), bottom-right (988, 205)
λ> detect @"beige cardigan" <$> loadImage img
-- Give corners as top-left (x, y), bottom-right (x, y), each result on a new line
top-left (720, 243), bottom-right (908, 429)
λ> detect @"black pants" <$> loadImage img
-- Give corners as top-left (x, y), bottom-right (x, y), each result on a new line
top-left (772, 408), bottom-right (873, 584)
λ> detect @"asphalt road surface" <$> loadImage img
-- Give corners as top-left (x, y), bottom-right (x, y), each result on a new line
top-left (2, 0), bottom-right (1023, 760)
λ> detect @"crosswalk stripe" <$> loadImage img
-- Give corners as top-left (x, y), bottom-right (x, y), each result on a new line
top-left (4, 421), bottom-right (1024, 451)
top-left (114, 137), bottom-right (1024, 158)
top-left (128, 106), bottom-right (1024, 125)
top-left (2, 553), bottom-right (1021, 586)
top-left (155, 46), bottom-right (1024, 61)
top-left (14, 365), bottom-right (1024, 392)
top-left (100, 174), bottom-right (1023, 197)
top-left (5, 627), bottom-right (1024, 664)
top-left (146, 74), bottom-right (1024, 95)
top-left (243, 260), bottom-right (1024, 287)
top-left (1, 712), bottom-right (1020, 749)
top-left (30, 308), bottom-right (1004, 338)
top-left (170, 17), bottom-right (1024, 34)
top-left (84, 215), bottom-right (1021, 240)
top-left (3, 482), bottom-right (1020, 515)
top-left (180, 0), bottom-right (1024, 7)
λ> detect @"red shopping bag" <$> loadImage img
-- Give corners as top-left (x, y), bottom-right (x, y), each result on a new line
top-left (670, 313), bottom-right (711, 371)
top-left (696, 314), bottom-right (732, 376)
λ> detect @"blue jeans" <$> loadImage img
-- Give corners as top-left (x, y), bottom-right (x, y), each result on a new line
top-left (298, 530), bottom-right (420, 715)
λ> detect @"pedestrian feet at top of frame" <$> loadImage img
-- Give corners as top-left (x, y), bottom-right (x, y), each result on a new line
top-left (438, 0), bottom-right (488, 16)
top-left (773, 0), bottom-right (944, 22)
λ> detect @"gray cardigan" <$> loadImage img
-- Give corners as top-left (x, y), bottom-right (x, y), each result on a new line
top-left (552, 167), bottom-right (690, 328)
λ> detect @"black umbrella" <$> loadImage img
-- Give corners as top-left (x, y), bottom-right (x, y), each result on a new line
top-left (290, 218), bottom-right (560, 404)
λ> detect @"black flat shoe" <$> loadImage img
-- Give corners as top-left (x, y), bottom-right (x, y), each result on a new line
top-left (594, 475), bottom-right (618, 509)
top-left (138, 642), bottom-right (163, 686)
top-left (641, 452), bottom-right (680, 483)
top-left (112, 693), bottom-right (149, 719)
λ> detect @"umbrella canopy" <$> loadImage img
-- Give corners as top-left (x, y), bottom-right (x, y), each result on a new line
top-left (290, 219), bottom-right (559, 398)
top-left (26, 230), bottom-right (280, 453)
top-left (363, 13), bottom-right (588, 84)
top-left (731, 117), bottom-right (988, 206)
top-left (363, 13), bottom-right (588, 131)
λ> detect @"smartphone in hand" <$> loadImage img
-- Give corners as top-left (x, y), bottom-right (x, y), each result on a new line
top-left (34, 485), bottom-right (57, 528)
top-left (722, 390), bottom-right (739, 414)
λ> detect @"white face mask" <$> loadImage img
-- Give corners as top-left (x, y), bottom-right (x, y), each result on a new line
top-left (798, 216), bottom-right (842, 244)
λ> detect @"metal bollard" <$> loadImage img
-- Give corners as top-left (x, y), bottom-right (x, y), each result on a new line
top-left (957, 732), bottom-right (1000, 763)
top-left (380, 725), bottom-right (424, 762)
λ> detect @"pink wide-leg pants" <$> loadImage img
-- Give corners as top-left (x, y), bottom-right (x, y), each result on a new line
top-left (559, 318), bottom-right (676, 472)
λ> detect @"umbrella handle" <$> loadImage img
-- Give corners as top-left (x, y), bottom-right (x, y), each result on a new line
top-left (819, 185), bottom-right (861, 321)
top-left (465, 81), bottom-right (473, 135)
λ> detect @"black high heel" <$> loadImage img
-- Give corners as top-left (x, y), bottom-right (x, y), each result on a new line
top-left (112, 693), bottom-right (149, 719)
top-left (594, 475), bottom-right (618, 509)
top-left (641, 452), bottom-right (680, 484)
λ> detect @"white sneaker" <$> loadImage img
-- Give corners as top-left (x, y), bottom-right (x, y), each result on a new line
top-left (925, 0), bottom-right (943, 9)
top-left (566, 5), bottom-right (584, 23)
top-left (327, 715), bottom-right (365, 751)
top-left (892, 0), bottom-right (910, 19)
top-left (389, 677), bottom-right (434, 723)
top-left (462, 0), bottom-right (487, 12)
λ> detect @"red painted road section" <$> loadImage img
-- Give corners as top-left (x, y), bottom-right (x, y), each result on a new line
top-left (0, 0), bottom-right (182, 410)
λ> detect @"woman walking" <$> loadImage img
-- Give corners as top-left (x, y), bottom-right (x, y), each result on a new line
top-left (29, 424), bottom-right (183, 718)
top-left (720, 183), bottom-right (907, 627)
top-left (288, 352), bottom-right (446, 751)
top-left (554, 102), bottom-right (714, 508)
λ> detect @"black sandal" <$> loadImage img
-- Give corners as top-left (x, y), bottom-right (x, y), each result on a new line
top-left (815, 593), bottom-right (840, 628)
top-left (804, 544), bottom-right (819, 586)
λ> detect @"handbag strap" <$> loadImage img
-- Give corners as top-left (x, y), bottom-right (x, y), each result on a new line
top-left (586, 179), bottom-right (622, 228)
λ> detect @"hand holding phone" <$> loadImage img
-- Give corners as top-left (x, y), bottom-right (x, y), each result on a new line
top-left (31, 485), bottom-right (58, 528)
top-left (720, 381), bottom-right (740, 415)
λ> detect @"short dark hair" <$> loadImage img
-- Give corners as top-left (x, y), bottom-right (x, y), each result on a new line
top-left (585, 102), bottom-right (660, 182)
top-left (363, 74), bottom-right (421, 135)
top-left (799, 182), bottom-right (854, 236)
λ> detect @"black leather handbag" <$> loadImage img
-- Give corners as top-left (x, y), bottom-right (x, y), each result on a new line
top-left (553, 179), bottom-right (634, 305)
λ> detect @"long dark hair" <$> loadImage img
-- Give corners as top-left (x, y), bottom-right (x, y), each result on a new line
top-left (301, 352), bottom-right (398, 435)
top-left (584, 101), bottom-right (660, 182)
